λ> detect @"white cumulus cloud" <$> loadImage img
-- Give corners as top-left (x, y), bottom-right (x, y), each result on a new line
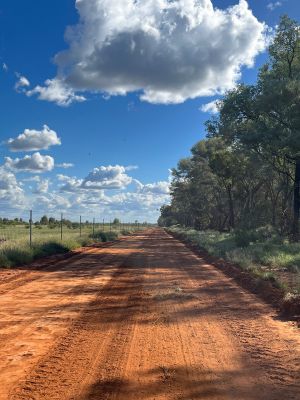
top-left (138, 181), bottom-right (170, 195)
top-left (7, 125), bottom-right (61, 152)
top-left (5, 152), bottom-right (55, 173)
top-left (36, 0), bottom-right (268, 105)
top-left (33, 179), bottom-right (50, 194)
top-left (0, 167), bottom-right (25, 208)
top-left (82, 165), bottom-right (133, 190)
top-left (33, 193), bottom-right (71, 211)
top-left (200, 99), bottom-right (220, 114)
top-left (26, 78), bottom-right (86, 106)
top-left (59, 175), bottom-right (83, 192)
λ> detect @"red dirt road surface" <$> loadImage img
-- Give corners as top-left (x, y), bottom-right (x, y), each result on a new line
top-left (0, 229), bottom-right (299, 400)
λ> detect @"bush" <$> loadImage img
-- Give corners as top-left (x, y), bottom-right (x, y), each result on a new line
top-left (91, 230), bottom-right (119, 242)
top-left (32, 241), bottom-right (70, 258)
top-left (234, 230), bottom-right (258, 247)
top-left (3, 248), bottom-right (33, 266)
top-left (121, 229), bottom-right (132, 235)
top-left (0, 253), bottom-right (11, 268)
top-left (104, 231), bottom-right (119, 241)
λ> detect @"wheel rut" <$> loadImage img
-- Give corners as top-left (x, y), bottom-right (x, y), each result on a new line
top-left (0, 229), bottom-right (298, 400)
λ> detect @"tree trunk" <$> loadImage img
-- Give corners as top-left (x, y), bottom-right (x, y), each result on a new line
top-left (292, 159), bottom-right (300, 240)
top-left (227, 186), bottom-right (235, 230)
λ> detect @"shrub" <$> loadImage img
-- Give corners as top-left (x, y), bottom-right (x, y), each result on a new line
top-left (0, 253), bottom-right (11, 268)
top-left (3, 248), bottom-right (33, 266)
top-left (90, 230), bottom-right (119, 242)
top-left (32, 241), bottom-right (70, 258)
top-left (121, 229), bottom-right (132, 235)
top-left (234, 230), bottom-right (258, 247)
top-left (104, 231), bottom-right (119, 241)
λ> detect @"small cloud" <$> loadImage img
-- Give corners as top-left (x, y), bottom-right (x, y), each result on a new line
top-left (15, 74), bottom-right (30, 92)
top-left (125, 165), bottom-right (138, 171)
top-left (7, 125), bottom-right (61, 152)
top-left (2, 63), bottom-right (8, 72)
top-left (267, 2), bottom-right (282, 11)
top-left (200, 100), bottom-right (220, 114)
top-left (127, 102), bottom-right (137, 112)
top-left (56, 162), bottom-right (74, 169)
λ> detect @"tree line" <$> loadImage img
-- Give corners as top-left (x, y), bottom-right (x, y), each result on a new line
top-left (159, 16), bottom-right (300, 240)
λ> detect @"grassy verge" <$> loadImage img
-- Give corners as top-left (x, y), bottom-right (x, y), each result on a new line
top-left (167, 226), bottom-right (300, 316)
top-left (0, 229), bottom-right (136, 269)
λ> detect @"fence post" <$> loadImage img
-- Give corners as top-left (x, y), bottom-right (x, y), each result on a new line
top-left (61, 213), bottom-right (63, 240)
top-left (29, 210), bottom-right (32, 248)
top-left (80, 215), bottom-right (82, 237)
top-left (103, 218), bottom-right (105, 231)
top-left (110, 220), bottom-right (111, 232)
top-left (93, 218), bottom-right (95, 238)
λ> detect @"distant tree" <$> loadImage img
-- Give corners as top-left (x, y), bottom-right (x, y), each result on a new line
top-left (40, 215), bottom-right (49, 225)
top-left (113, 218), bottom-right (120, 225)
top-left (158, 205), bottom-right (178, 227)
top-left (48, 217), bottom-right (56, 225)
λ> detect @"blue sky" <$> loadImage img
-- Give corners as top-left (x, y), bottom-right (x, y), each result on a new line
top-left (0, 0), bottom-right (299, 222)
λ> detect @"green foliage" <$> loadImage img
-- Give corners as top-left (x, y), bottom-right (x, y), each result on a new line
top-left (91, 230), bottom-right (119, 242)
top-left (169, 226), bottom-right (300, 293)
top-left (0, 253), bottom-right (11, 268)
top-left (3, 248), bottom-right (34, 266)
top-left (0, 223), bottom-right (142, 269)
top-left (160, 16), bottom-right (300, 238)
top-left (32, 242), bottom-right (70, 258)
top-left (121, 229), bottom-right (133, 235)
top-left (104, 231), bottom-right (119, 241)
top-left (234, 230), bottom-right (256, 248)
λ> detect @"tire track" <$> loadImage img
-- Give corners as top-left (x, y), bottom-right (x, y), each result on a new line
top-left (3, 229), bottom-right (300, 400)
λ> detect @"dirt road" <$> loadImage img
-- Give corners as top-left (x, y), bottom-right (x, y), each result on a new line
top-left (0, 229), bottom-right (299, 400)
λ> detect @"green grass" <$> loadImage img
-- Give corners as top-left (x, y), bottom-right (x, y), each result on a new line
top-left (0, 224), bottom-right (141, 269)
top-left (168, 226), bottom-right (300, 294)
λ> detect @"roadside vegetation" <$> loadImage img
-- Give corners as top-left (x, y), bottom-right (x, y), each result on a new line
top-left (169, 226), bottom-right (300, 295)
top-left (0, 217), bottom-right (145, 269)
top-left (159, 16), bottom-right (300, 302)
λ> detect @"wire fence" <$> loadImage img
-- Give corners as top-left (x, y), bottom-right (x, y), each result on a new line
top-left (0, 210), bottom-right (151, 249)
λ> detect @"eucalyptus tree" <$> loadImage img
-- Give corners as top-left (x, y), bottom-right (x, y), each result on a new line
top-left (207, 16), bottom-right (300, 238)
